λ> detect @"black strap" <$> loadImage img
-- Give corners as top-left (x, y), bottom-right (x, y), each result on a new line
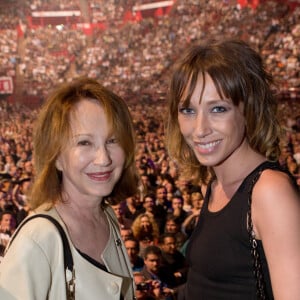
top-left (10, 214), bottom-right (73, 272)
top-left (8, 214), bottom-right (76, 299)
top-left (247, 171), bottom-right (268, 299)
top-left (247, 161), bottom-right (298, 299)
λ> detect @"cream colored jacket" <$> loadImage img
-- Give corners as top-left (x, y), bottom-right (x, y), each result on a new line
top-left (0, 205), bottom-right (136, 300)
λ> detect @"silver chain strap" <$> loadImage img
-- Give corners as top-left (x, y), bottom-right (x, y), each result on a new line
top-left (66, 268), bottom-right (76, 300)
top-left (247, 172), bottom-right (268, 300)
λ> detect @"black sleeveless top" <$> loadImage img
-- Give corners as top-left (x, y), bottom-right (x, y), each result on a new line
top-left (183, 161), bottom-right (286, 300)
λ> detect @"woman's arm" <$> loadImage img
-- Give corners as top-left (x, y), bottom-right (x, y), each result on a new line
top-left (253, 170), bottom-right (300, 299)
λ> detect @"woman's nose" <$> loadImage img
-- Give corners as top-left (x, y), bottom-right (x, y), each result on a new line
top-left (194, 111), bottom-right (211, 138)
top-left (94, 147), bottom-right (112, 166)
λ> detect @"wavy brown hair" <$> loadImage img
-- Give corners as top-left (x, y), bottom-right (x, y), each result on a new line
top-left (30, 77), bottom-right (139, 209)
top-left (166, 39), bottom-right (281, 184)
top-left (131, 213), bottom-right (160, 242)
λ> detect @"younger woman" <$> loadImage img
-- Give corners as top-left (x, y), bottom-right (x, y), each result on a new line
top-left (166, 39), bottom-right (300, 299)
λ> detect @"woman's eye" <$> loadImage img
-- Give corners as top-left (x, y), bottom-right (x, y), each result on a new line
top-left (211, 106), bottom-right (227, 113)
top-left (178, 107), bottom-right (195, 115)
top-left (107, 137), bottom-right (118, 144)
top-left (78, 140), bottom-right (91, 146)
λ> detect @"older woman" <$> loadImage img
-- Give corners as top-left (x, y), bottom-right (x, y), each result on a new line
top-left (0, 77), bottom-right (139, 300)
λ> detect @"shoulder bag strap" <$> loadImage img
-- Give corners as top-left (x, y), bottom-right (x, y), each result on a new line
top-left (247, 162), bottom-right (297, 300)
top-left (247, 171), bottom-right (268, 300)
top-left (9, 214), bottom-right (75, 300)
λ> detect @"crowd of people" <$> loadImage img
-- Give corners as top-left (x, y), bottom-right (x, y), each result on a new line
top-left (0, 0), bottom-right (299, 103)
top-left (0, 0), bottom-right (300, 299)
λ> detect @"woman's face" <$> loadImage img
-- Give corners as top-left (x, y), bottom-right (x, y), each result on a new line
top-left (192, 198), bottom-right (204, 210)
top-left (140, 216), bottom-right (151, 230)
top-left (55, 98), bottom-right (125, 202)
top-left (178, 73), bottom-right (246, 168)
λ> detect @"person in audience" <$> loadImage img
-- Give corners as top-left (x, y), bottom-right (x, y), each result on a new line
top-left (120, 227), bottom-right (134, 241)
top-left (164, 214), bottom-right (187, 250)
top-left (0, 211), bottom-right (17, 250)
top-left (110, 201), bottom-right (133, 230)
top-left (158, 233), bottom-right (188, 289)
top-left (121, 194), bottom-right (143, 221)
top-left (167, 195), bottom-right (187, 225)
top-left (141, 193), bottom-right (166, 233)
top-left (124, 236), bottom-right (144, 272)
top-left (141, 245), bottom-right (176, 299)
top-left (155, 185), bottom-right (170, 212)
top-left (131, 213), bottom-right (160, 257)
top-left (181, 188), bottom-right (205, 240)
top-left (181, 188), bottom-right (192, 213)
top-left (133, 271), bottom-right (164, 300)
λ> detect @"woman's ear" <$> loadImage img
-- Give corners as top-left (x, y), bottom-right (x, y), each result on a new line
top-left (55, 156), bottom-right (62, 171)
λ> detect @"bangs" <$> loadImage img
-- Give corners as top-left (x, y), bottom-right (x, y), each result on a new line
top-left (177, 68), bottom-right (203, 107)
top-left (208, 66), bottom-right (243, 106)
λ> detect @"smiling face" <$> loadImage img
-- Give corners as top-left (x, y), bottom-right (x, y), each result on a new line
top-left (55, 98), bottom-right (125, 203)
top-left (178, 73), bottom-right (246, 168)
